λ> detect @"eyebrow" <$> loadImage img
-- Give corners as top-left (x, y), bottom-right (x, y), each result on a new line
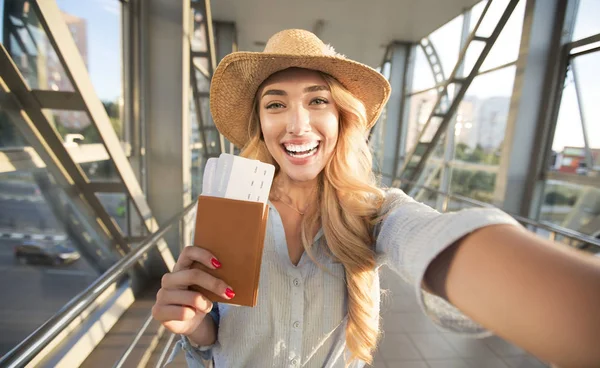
top-left (261, 85), bottom-right (330, 99)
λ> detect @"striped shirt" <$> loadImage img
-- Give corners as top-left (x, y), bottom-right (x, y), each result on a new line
top-left (166, 188), bottom-right (519, 367)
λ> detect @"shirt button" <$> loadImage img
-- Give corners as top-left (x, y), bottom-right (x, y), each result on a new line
top-left (293, 321), bottom-right (300, 328)
top-left (291, 358), bottom-right (299, 366)
top-left (293, 278), bottom-right (300, 287)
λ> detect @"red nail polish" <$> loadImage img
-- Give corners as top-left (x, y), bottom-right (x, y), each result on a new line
top-left (211, 257), bottom-right (221, 269)
top-left (225, 288), bottom-right (235, 299)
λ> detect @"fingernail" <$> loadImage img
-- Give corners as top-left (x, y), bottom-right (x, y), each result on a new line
top-left (225, 288), bottom-right (235, 299)
top-left (211, 257), bottom-right (221, 269)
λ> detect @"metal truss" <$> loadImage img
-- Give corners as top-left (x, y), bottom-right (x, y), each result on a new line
top-left (398, 0), bottom-right (520, 193)
top-left (190, 0), bottom-right (237, 158)
top-left (1, 1), bottom-right (175, 269)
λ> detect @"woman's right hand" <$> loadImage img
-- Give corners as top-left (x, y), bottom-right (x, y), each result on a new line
top-left (152, 246), bottom-right (235, 337)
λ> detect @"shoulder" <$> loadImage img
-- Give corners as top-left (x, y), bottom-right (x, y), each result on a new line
top-left (378, 187), bottom-right (418, 216)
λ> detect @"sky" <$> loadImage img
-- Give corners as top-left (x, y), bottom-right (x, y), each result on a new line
top-left (0, 0), bottom-right (598, 150)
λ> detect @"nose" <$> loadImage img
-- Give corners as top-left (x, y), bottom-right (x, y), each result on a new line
top-left (286, 104), bottom-right (311, 135)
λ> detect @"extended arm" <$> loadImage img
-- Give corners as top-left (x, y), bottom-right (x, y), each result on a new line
top-left (425, 224), bottom-right (600, 368)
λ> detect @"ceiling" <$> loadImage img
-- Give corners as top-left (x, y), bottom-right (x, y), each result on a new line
top-left (211, 0), bottom-right (481, 68)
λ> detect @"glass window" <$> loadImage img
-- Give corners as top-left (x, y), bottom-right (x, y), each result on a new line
top-left (411, 45), bottom-right (437, 92)
top-left (572, 53), bottom-right (600, 164)
top-left (2, 1), bottom-right (74, 91)
top-left (473, 0), bottom-right (515, 38)
top-left (192, 8), bottom-right (209, 53)
top-left (453, 66), bottom-right (516, 164)
top-left (428, 15), bottom-right (464, 78)
top-left (480, 0), bottom-right (525, 71)
top-left (0, 115), bottom-right (119, 356)
top-left (405, 90), bottom-right (438, 154)
top-left (2, 0), bottom-right (125, 142)
top-left (540, 180), bottom-right (600, 237)
top-left (449, 167), bottom-right (497, 204)
top-left (551, 54), bottom-right (600, 175)
top-left (465, 0), bottom-right (525, 74)
top-left (572, 0), bottom-right (600, 42)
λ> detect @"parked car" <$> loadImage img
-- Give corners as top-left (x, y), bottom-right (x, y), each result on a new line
top-left (14, 240), bottom-right (80, 266)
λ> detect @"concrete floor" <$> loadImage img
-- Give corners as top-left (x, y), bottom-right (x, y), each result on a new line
top-left (370, 268), bottom-right (549, 368)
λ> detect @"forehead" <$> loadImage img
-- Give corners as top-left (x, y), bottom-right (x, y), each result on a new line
top-left (260, 68), bottom-right (326, 89)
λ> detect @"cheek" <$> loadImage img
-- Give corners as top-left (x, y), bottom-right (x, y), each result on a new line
top-left (320, 113), bottom-right (340, 145)
top-left (259, 115), bottom-right (282, 154)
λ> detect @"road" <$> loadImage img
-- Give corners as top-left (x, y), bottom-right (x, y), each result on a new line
top-left (0, 238), bottom-right (99, 357)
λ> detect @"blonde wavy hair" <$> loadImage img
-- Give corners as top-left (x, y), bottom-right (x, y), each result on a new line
top-left (240, 69), bottom-right (385, 365)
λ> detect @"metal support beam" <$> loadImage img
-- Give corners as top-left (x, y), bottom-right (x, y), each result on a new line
top-left (196, 0), bottom-right (225, 154)
top-left (214, 21), bottom-right (238, 154)
top-left (493, 0), bottom-right (568, 216)
top-left (142, 0), bottom-right (192, 274)
top-left (30, 90), bottom-right (86, 110)
top-left (87, 182), bottom-right (127, 193)
top-left (380, 42), bottom-right (411, 186)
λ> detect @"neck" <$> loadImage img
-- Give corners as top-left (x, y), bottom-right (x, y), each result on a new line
top-left (271, 174), bottom-right (318, 213)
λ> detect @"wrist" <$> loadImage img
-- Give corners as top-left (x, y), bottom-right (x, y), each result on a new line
top-left (186, 315), bottom-right (217, 347)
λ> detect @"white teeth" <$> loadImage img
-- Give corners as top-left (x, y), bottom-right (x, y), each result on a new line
top-left (283, 142), bottom-right (319, 152)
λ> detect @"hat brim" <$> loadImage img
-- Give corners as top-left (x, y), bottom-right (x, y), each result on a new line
top-left (210, 52), bottom-right (391, 149)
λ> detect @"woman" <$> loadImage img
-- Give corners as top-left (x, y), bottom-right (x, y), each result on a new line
top-left (154, 29), bottom-right (600, 368)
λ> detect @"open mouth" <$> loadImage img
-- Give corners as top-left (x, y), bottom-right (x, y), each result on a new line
top-left (282, 142), bottom-right (320, 159)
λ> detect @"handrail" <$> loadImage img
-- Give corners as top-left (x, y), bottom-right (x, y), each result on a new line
top-left (401, 180), bottom-right (600, 248)
top-left (0, 200), bottom-right (198, 368)
top-left (112, 311), bottom-right (155, 368)
top-left (155, 333), bottom-right (177, 368)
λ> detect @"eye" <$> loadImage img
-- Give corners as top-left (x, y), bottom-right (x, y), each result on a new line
top-left (310, 97), bottom-right (328, 105)
top-left (265, 102), bottom-right (285, 109)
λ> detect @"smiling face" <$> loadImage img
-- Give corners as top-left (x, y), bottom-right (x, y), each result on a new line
top-left (258, 68), bottom-right (340, 183)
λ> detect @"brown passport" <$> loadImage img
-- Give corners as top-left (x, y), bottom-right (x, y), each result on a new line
top-left (189, 195), bottom-right (269, 307)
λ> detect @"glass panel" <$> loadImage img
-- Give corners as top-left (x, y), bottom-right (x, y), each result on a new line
top-left (428, 15), bottom-right (464, 78)
top-left (192, 8), bottom-right (209, 52)
top-left (449, 167), bottom-right (497, 204)
top-left (572, 52), bottom-right (600, 171)
top-left (469, 1), bottom-right (487, 33)
top-left (2, 1), bottom-right (125, 141)
top-left (551, 57), bottom-right (599, 175)
top-left (474, 0), bottom-right (514, 38)
top-left (405, 90), bottom-right (437, 154)
top-left (80, 160), bottom-right (120, 182)
top-left (95, 193), bottom-right (127, 235)
top-left (43, 106), bottom-right (123, 143)
top-left (464, 40), bottom-right (486, 77)
top-left (411, 45), bottom-right (436, 92)
top-left (0, 115), bottom-right (119, 356)
top-left (43, 109), bottom-right (97, 143)
top-left (2, 1), bottom-right (74, 91)
top-left (0, 110), bottom-right (26, 148)
top-left (540, 180), bottom-right (600, 238)
top-left (55, 0), bottom-right (124, 139)
top-left (480, 0), bottom-right (525, 71)
top-left (453, 66), bottom-right (516, 164)
top-left (572, 0), bottom-right (600, 42)
top-left (414, 182), bottom-right (440, 209)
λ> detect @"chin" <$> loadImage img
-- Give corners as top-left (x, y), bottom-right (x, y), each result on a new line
top-left (280, 165), bottom-right (323, 183)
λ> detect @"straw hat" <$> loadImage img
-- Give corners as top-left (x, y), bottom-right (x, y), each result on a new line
top-left (209, 29), bottom-right (391, 149)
